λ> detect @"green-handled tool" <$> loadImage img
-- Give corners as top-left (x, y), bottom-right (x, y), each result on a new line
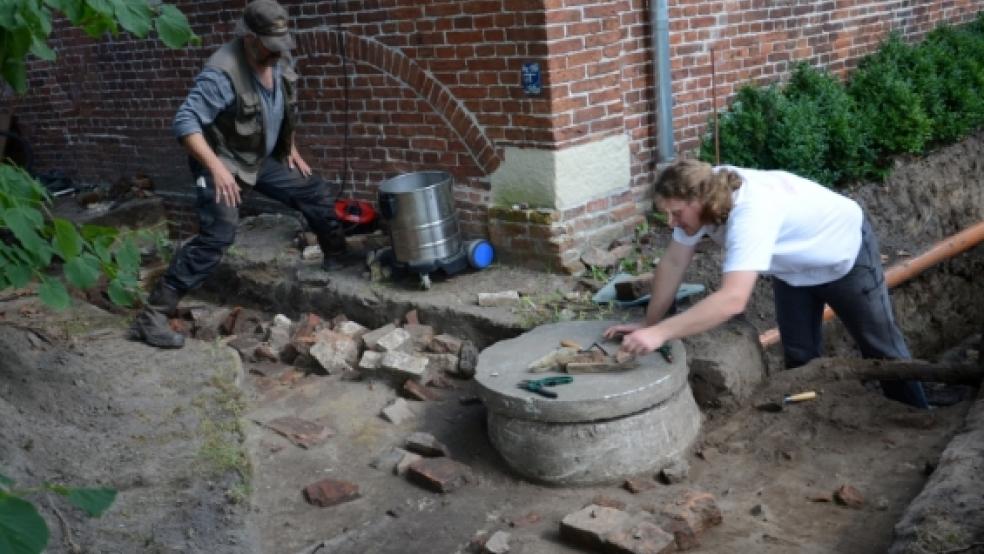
top-left (517, 376), bottom-right (574, 398)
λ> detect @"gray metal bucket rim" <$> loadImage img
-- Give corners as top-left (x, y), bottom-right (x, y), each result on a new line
top-left (378, 170), bottom-right (452, 195)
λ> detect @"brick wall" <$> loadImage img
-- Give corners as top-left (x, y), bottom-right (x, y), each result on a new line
top-left (7, 0), bottom-right (983, 273)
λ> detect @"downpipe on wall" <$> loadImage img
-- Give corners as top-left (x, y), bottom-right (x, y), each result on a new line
top-left (651, 0), bottom-right (675, 163)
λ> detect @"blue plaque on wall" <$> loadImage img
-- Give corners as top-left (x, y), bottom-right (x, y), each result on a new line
top-left (521, 62), bottom-right (541, 96)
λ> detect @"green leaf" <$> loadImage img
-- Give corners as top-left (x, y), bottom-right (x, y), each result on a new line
top-left (66, 488), bottom-right (116, 517)
top-left (63, 255), bottom-right (100, 289)
top-left (1, 58), bottom-right (27, 94)
top-left (113, 237), bottom-right (140, 274)
top-left (79, 224), bottom-right (117, 241)
top-left (86, 0), bottom-right (115, 17)
top-left (21, 0), bottom-right (53, 35)
top-left (38, 278), bottom-right (70, 310)
top-left (52, 219), bottom-right (82, 260)
top-left (0, 494), bottom-right (50, 554)
top-left (29, 37), bottom-right (56, 62)
top-left (107, 278), bottom-right (136, 307)
top-left (155, 4), bottom-right (195, 49)
top-left (110, 0), bottom-right (152, 37)
top-left (2, 207), bottom-right (46, 255)
top-left (2, 261), bottom-right (32, 288)
top-left (44, 0), bottom-right (86, 24)
top-left (0, 472), bottom-right (13, 487)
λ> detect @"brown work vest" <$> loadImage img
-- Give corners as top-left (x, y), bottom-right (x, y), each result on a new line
top-left (202, 38), bottom-right (298, 186)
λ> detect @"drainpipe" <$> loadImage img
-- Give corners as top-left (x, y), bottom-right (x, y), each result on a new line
top-left (759, 219), bottom-right (984, 348)
top-left (651, 0), bottom-right (675, 163)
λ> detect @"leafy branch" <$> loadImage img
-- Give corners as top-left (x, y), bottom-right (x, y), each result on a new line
top-left (0, 470), bottom-right (116, 554)
top-left (1, 0), bottom-right (199, 93)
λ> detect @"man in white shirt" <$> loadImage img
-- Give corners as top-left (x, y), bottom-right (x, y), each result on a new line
top-left (605, 159), bottom-right (928, 408)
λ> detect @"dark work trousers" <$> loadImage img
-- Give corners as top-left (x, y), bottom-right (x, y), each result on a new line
top-left (772, 217), bottom-right (929, 409)
top-left (162, 157), bottom-right (338, 293)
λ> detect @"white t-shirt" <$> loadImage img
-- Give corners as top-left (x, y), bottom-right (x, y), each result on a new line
top-left (671, 166), bottom-right (863, 286)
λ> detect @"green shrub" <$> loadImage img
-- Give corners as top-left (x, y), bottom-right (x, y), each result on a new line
top-left (699, 85), bottom-right (782, 169)
top-left (702, 18), bottom-right (984, 187)
top-left (847, 34), bottom-right (932, 160)
top-left (784, 63), bottom-right (868, 184)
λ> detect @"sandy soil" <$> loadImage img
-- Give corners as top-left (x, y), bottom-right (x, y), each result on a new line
top-left (0, 289), bottom-right (978, 553)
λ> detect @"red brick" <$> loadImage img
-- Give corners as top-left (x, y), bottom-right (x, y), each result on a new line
top-left (303, 479), bottom-right (360, 507)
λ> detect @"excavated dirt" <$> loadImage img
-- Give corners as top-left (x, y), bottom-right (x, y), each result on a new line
top-left (1, 131), bottom-right (982, 553)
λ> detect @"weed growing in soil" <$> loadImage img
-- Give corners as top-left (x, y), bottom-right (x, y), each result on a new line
top-left (193, 346), bottom-right (251, 501)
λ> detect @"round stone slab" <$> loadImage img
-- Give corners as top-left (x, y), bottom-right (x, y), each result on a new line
top-left (487, 388), bottom-right (700, 485)
top-left (475, 320), bottom-right (688, 423)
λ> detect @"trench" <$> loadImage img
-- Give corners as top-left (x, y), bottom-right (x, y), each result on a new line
top-left (170, 130), bottom-right (984, 553)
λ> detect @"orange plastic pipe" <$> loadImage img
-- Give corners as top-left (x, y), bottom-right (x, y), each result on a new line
top-left (759, 219), bottom-right (984, 348)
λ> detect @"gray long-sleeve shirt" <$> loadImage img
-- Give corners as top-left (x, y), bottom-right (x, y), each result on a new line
top-left (172, 66), bottom-right (284, 157)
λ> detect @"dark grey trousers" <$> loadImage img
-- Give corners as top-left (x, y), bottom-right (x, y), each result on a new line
top-left (162, 157), bottom-right (339, 293)
top-left (772, 217), bottom-right (929, 408)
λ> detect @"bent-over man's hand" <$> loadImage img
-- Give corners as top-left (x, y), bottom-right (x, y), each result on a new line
top-left (211, 164), bottom-right (241, 207)
top-left (617, 326), bottom-right (667, 356)
top-left (288, 145), bottom-right (311, 177)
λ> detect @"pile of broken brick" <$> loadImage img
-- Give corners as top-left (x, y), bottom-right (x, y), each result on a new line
top-left (169, 305), bottom-right (478, 391)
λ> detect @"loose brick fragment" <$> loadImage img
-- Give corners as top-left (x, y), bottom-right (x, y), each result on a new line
top-left (359, 350), bottom-right (382, 370)
top-left (380, 351), bottom-right (429, 381)
top-left (362, 323), bottom-right (397, 350)
top-left (381, 398), bottom-right (416, 424)
top-left (425, 353), bottom-right (459, 375)
top-left (376, 327), bottom-right (413, 352)
top-left (405, 431), bottom-right (450, 457)
top-left (658, 490), bottom-right (722, 550)
top-left (263, 416), bottom-right (334, 449)
top-left (624, 478), bottom-right (658, 494)
top-left (402, 379), bottom-right (441, 401)
top-left (484, 530), bottom-right (511, 554)
top-left (395, 451), bottom-right (423, 475)
top-left (334, 320), bottom-right (369, 340)
top-left (406, 457), bottom-right (473, 493)
top-left (605, 519), bottom-right (676, 554)
top-left (403, 323), bottom-right (435, 349)
top-left (834, 484), bottom-right (864, 509)
top-left (509, 511), bottom-right (542, 528)
top-left (560, 505), bottom-right (631, 551)
top-left (428, 333), bottom-right (463, 354)
top-left (302, 479), bottom-right (360, 507)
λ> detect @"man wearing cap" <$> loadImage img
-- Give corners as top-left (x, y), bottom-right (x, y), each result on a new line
top-left (130, 0), bottom-right (344, 349)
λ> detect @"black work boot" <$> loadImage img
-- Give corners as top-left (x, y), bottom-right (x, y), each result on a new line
top-left (318, 229), bottom-right (347, 271)
top-left (129, 283), bottom-right (185, 349)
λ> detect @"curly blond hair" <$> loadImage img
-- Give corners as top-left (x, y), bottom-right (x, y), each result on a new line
top-left (653, 159), bottom-right (743, 225)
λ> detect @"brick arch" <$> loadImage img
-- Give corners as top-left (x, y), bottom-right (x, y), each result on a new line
top-left (295, 30), bottom-right (501, 175)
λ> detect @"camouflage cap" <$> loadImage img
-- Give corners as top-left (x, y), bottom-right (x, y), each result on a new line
top-left (242, 0), bottom-right (295, 52)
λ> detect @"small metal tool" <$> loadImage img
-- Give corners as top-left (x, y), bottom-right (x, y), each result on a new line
top-left (657, 345), bottom-right (673, 363)
top-left (517, 376), bottom-right (574, 398)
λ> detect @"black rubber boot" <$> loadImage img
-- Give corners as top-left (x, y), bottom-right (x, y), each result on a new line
top-left (318, 228), bottom-right (347, 271)
top-left (129, 283), bottom-right (185, 349)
